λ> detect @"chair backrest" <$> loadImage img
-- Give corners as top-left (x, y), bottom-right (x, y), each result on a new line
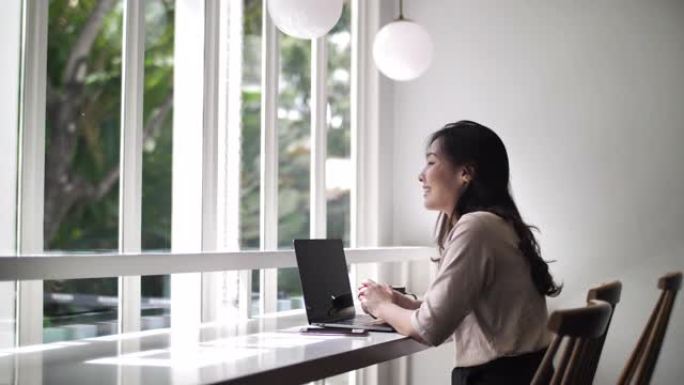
top-left (578, 280), bottom-right (622, 383)
top-left (531, 300), bottom-right (613, 385)
top-left (617, 271), bottom-right (682, 385)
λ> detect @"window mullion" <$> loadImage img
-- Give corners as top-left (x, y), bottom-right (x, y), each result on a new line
top-left (16, 0), bottom-right (48, 347)
top-left (0, 247), bottom-right (434, 280)
top-left (118, 0), bottom-right (145, 334)
top-left (259, 0), bottom-right (279, 314)
top-left (352, 0), bottom-right (382, 383)
top-left (170, 0), bottom-right (207, 331)
top-left (200, 0), bottom-right (222, 323)
top-left (202, 0), bottom-right (220, 255)
top-left (223, 0), bottom-right (244, 250)
top-left (220, 0), bottom-right (252, 319)
top-left (351, 0), bottom-right (381, 250)
top-left (350, 0), bottom-right (362, 249)
top-left (0, 0), bottom-right (22, 351)
top-left (310, 37), bottom-right (328, 239)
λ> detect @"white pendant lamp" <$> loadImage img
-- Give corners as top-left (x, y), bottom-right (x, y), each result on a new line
top-left (267, 0), bottom-right (344, 40)
top-left (373, 0), bottom-right (433, 81)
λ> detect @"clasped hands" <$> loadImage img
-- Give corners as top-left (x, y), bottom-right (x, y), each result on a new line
top-left (357, 279), bottom-right (399, 319)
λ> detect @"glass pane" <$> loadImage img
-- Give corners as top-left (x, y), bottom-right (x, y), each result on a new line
top-left (140, 0), bottom-right (175, 330)
top-left (242, 0), bottom-right (262, 315)
top-left (43, 278), bottom-right (118, 343)
top-left (43, 0), bottom-right (124, 342)
top-left (141, 275), bottom-right (170, 330)
top-left (251, 269), bottom-right (260, 315)
top-left (326, 2), bottom-right (351, 246)
top-left (240, 0), bottom-right (262, 251)
top-left (277, 33), bottom-right (311, 311)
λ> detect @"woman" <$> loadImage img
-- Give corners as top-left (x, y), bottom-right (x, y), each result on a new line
top-left (358, 120), bottom-right (561, 385)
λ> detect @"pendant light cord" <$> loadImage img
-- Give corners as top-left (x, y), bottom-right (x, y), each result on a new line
top-left (398, 0), bottom-right (405, 20)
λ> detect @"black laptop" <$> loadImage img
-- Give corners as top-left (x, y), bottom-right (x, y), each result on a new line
top-left (293, 239), bottom-right (394, 332)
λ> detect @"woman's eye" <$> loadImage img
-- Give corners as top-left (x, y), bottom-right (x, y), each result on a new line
top-left (427, 161), bottom-right (435, 166)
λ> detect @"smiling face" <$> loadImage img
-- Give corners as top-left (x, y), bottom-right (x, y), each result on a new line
top-left (418, 139), bottom-right (471, 216)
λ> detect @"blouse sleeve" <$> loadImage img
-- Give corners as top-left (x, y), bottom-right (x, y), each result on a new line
top-left (410, 215), bottom-right (493, 346)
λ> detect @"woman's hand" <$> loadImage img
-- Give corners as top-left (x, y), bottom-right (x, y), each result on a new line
top-left (357, 280), bottom-right (424, 342)
top-left (357, 279), bottom-right (394, 318)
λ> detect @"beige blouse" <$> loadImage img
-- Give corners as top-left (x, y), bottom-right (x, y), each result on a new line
top-left (410, 211), bottom-right (550, 367)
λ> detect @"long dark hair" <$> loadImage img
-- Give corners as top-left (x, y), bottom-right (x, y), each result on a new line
top-left (430, 120), bottom-right (561, 297)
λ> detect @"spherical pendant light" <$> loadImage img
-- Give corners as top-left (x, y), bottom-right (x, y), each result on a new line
top-left (372, 1), bottom-right (433, 81)
top-left (267, 0), bottom-right (344, 40)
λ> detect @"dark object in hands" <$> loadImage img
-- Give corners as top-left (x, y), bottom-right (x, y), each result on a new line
top-left (392, 286), bottom-right (418, 300)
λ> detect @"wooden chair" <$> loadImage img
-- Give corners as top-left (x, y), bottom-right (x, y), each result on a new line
top-left (531, 300), bottom-right (613, 385)
top-left (578, 280), bottom-right (622, 383)
top-left (617, 271), bottom-right (682, 385)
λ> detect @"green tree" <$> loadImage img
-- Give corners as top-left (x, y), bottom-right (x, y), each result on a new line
top-left (46, 0), bottom-right (174, 251)
top-left (44, 0), bottom-right (175, 327)
top-left (42, 0), bottom-right (351, 321)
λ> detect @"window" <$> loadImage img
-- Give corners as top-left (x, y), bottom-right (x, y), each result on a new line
top-left (43, 0), bottom-right (124, 342)
top-left (276, 30), bottom-right (311, 311)
top-left (8, 0), bottom-right (383, 363)
top-left (241, 0), bottom-right (263, 316)
top-left (140, 0), bottom-right (175, 331)
top-left (276, 1), bottom-right (352, 312)
top-left (326, 3), bottom-right (352, 245)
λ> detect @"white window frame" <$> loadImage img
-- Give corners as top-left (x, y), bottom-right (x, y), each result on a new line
top-left (0, 0), bottom-right (23, 351)
top-left (224, 0), bottom-right (252, 320)
top-left (1, 247), bottom-right (432, 281)
top-left (171, 0), bottom-right (207, 332)
top-left (16, 0), bottom-right (48, 347)
top-left (310, 35), bottom-right (328, 240)
top-left (199, 0), bottom-right (223, 324)
top-left (351, 0), bottom-right (381, 250)
top-left (259, 0), bottom-right (280, 315)
top-left (118, 0), bottom-right (145, 334)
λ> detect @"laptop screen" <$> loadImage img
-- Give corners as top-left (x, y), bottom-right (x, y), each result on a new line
top-left (294, 239), bottom-right (355, 323)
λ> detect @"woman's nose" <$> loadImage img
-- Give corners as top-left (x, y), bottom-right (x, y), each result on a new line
top-left (418, 172), bottom-right (424, 182)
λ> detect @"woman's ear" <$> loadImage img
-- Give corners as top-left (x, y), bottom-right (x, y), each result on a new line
top-left (460, 164), bottom-right (476, 184)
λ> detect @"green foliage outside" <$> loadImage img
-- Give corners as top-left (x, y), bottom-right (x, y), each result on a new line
top-left (42, 0), bottom-right (351, 325)
top-left (276, 4), bottom-right (352, 300)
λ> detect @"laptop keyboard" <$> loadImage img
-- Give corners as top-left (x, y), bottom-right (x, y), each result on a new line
top-left (336, 316), bottom-right (382, 327)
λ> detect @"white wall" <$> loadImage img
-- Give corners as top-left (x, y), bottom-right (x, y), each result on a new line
top-left (377, 0), bottom-right (397, 247)
top-left (383, 0), bottom-right (684, 383)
